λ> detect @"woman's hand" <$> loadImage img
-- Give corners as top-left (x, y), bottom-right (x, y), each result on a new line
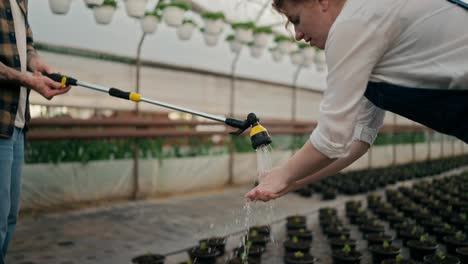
top-left (245, 166), bottom-right (299, 202)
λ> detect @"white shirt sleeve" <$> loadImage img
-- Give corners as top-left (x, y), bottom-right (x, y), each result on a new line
top-left (310, 19), bottom-right (390, 158)
top-left (352, 97), bottom-right (386, 145)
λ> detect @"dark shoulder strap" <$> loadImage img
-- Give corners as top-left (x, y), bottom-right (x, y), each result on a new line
top-left (447, 0), bottom-right (468, 9)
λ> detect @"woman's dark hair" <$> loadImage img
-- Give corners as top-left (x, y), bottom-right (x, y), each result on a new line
top-left (272, 0), bottom-right (305, 13)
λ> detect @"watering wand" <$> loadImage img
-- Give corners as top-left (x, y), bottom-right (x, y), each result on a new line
top-left (43, 73), bottom-right (272, 149)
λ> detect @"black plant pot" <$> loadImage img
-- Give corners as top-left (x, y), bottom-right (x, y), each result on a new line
top-left (249, 225), bottom-right (271, 237)
top-left (188, 246), bottom-right (220, 264)
top-left (365, 233), bottom-right (394, 246)
top-left (329, 237), bottom-right (357, 250)
top-left (227, 257), bottom-right (261, 264)
top-left (234, 245), bottom-right (264, 263)
top-left (455, 247), bottom-right (468, 263)
top-left (245, 234), bottom-right (270, 248)
top-left (386, 214), bottom-right (407, 228)
top-left (421, 218), bottom-right (445, 234)
top-left (432, 226), bottom-right (457, 242)
top-left (369, 244), bottom-right (401, 264)
top-left (398, 228), bottom-right (425, 246)
top-left (287, 221), bottom-right (308, 232)
top-left (422, 254), bottom-right (460, 264)
top-left (381, 258), bottom-right (417, 264)
top-left (132, 254), bottom-right (165, 264)
top-left (325, 226), bottom-right (351, 239)
top-left (407, 240), bottom-right (438, 261)
top-left (331, 250), bottom-right (362, 264)
top-left (284, 252), bottom-right (316, 264)
top-left (284, 239), bottom-right (311, 254)
top-left (442, 235), bottom-right (468, 255)
top-left (287, 229), bottom-right (313, 242)
top-left (199, 237), bottom-right (227, 256)
top-left (360, 223), bottom-right (385, 238)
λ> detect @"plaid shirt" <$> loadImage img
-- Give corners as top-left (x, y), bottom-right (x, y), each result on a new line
top-left (0, 0), bottom-right (34, 138)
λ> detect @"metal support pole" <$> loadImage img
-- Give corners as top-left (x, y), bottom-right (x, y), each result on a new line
top-left (291, 66), bottom-right (303, 154)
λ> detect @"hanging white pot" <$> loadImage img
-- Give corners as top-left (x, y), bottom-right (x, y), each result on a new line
top-left (277, 41), bottom-right (294, 54)
top-left (124, 0), bottom-right (147, 18)
top-left (253, 33), bottom-right (272, 49)
top-left (177, 23), bottom-right (195, 41)
top-left (203, 19), bottom-right (224, 35)
top-left (93, 5), bottom-right (116, 25)
top-left (249, 45), bottom-right (263, 59)
top-left (228, 40), bottom-right (243, 54)
top-left (302, 47), bottom-right (316, 61)
top-left (141, 15), bottom-right (158, 34)
top-left (291, 52), bottom-right (304, 66)
top-left (162, 6), bottom-right (185, 27)
top-left (49, 0), bottom-right (72, 15)
top-left (84, 0), bottom-right (104, 6)
top-left (203, 32), bottom-right (219, 47)
top-left (235, 28), bottom-right (253, 44)
top-left (271, 49), bottom-right (283, 62)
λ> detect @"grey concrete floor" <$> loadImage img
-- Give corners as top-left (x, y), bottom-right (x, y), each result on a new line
top-left (6, 166), bottom-right (467, 264)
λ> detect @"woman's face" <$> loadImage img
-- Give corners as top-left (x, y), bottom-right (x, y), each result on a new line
top-left (281, 0), bottom-right (342, 49)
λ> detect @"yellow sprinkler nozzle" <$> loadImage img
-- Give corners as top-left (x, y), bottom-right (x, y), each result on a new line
top-left (250, 123), bottom-right (272, 149)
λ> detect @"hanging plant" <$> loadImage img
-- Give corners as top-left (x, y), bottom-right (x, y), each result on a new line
top-left (232, 22), bottom-right (255, 43)
top-left (49, 0), bottom-right (73, 15)
top-left (269, 47), bottom-right (284, 62)
top-left (200, 28), bottom-right (220, 47)
top-left (226, 35), bottom-right (242, 54)
top-left (176, 19), bottom-right (197, 41)
top-left (124, 0), bottom-right (148, 18)
top-left (201, 11), bottom-right (225, 35)
top-left (160, 1), bottom-right (190, 27)
top-left (253, 26), bottom-right (273, 48)
top-left (248, 42), bottom-right (263, 59)
top-left (275, 34), bottom-right (294, 54)
top-left (141, 11), bottom-right (160, 34)
top-left (93, 0), bottom-right (117, 25)
top-left (290, 50), bottom-right (304, 66)
top-left (84, 0), bottom-right (104, 7)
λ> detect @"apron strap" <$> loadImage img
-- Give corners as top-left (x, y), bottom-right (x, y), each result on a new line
top-left (364, 82), bottom-right (468, 143)
top-left (446, 0), bottom-right (468, 9)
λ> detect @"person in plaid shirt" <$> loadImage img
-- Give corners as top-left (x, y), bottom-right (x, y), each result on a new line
top-left (0, 1), bottom-right (70, 262)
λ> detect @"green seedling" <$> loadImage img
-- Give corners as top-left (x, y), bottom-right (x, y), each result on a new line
top-left (419, 235), bottom-right (427, 242)
top-left (339, 235), bottom-right (347, 241)
top-left (294, 251), bottom-right (304, 258)
top-left (299, 228), bottom-right (305, 233)
top-left (342, 244), bottom-right (351, 254)
top-left (200, 241), bottom-right (207, 250)
top-left (295, 217), bottom-right (301, 223)
top-left (395, 254), bottom-right (403, 264)
top-left (246, 241), bottom-right (253, 249)
top-left (383, 241), bottom-right (390, 249)
top-left (292, 236), bottom-right (299, 243)
top-left (455, 231), bottom-right (465, 240)
top-left (461, 213), bottom-right (467, 221)
top-left (436, 252), bottom-right (446, 260)
top-left (250, 230), bottom-right (258, 237)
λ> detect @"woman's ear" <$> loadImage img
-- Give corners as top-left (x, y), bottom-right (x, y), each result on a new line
top-left (317, 0), bottom-right (331, 12)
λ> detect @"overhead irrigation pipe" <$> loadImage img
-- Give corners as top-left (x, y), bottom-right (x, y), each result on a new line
top-left (43, 73), bottom-right (272, 150)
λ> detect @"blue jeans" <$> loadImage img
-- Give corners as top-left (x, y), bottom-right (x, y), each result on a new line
top-left (0, 128), bottom-right (24, 264)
